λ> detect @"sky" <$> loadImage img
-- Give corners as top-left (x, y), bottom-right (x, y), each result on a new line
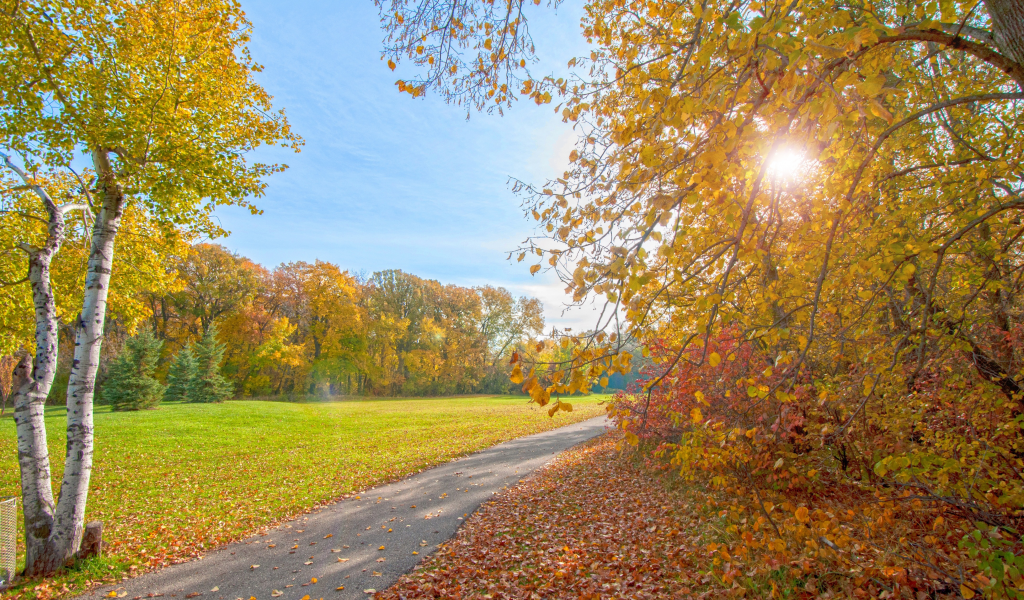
top-left (215, 0), bottom-right (600, 330)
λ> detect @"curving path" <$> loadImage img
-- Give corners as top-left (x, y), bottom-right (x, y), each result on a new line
top-left (78, 415), bottom-right (610, 600)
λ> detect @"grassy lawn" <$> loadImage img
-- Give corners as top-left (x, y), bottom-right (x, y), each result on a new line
top-left (0, 395), bottom-right (607, 598)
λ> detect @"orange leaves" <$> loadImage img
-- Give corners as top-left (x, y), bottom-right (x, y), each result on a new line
top-left (794, 506), bottom-right (809, 524)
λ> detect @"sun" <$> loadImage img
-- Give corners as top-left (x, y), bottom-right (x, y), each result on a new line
top-left (767, 148), bottom-right (805, 181)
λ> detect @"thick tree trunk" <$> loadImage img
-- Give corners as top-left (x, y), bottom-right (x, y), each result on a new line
top-left (985, 0), bottom-right (1024, 66)
top-left (41, 149), bottom-right (126, 571)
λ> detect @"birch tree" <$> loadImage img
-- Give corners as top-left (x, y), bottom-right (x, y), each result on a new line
top-left (1, 0), bottom-right (298, 575)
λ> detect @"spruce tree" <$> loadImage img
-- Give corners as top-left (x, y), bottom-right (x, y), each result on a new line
top-left (104, 329), bottom-right (164, 411)
top-left (188, 325), bottom-right (234, 403)
top-left (163, 345), bottom-right (197, 403)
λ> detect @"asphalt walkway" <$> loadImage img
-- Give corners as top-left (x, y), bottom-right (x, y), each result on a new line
top-left (79, 415), bottom-right (610, 600)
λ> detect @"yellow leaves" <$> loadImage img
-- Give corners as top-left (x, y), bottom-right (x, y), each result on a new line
top-left (624, 431), bottom-right (639, 446)
top-left (960, 584), bottom-right (976, 599)
top-left (708, 352), bottom-right (721, 367)
top-left (695, 390), bottom-right (708, 405)
top-left (510, 365), bottom-right (524, 384)
top-left (857, 73), bottom-right (886, 97)
top-left (388, 59), bottom-right (396, 71)
top-left (530, 264), bottom-right (541, 275)
top-left (690, 407), bottom-right (703, 423)
top-left (484, 38), bottom-right (493, 50)
top-left (868, 98), bottom-right (894, 123)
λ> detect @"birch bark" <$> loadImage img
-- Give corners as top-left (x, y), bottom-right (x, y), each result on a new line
top-left (42, 149), bottom-right (125, 570)
top-left (5, 149), bottom-right (121, 575)
top-left (3, 154), bottom-right (72, 575)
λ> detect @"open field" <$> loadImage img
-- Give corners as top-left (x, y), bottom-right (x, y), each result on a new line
top-left (0, 395), bottom-right (607, 598)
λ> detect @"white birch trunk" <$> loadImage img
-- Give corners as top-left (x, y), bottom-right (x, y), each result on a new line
top-left (8, 148), bottom-right (123, 575)
top-left (5, 159), bottom-right (70, 575)
top-left (43, 149), bottom-right (125, 569)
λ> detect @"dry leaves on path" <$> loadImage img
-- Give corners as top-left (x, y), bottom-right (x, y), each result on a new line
top-left (378, 435), bottom-right (709, 599)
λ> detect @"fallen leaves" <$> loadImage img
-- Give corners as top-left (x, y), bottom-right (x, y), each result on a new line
top-left (378, 436), bottom-right (702, 598)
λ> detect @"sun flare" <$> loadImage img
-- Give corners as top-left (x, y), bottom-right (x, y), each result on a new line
top-left (767, 148), bottom-right (806, 181)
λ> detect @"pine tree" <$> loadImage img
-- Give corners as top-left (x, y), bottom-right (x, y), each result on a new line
top-left (188, 325), bottom-right (234, 403)
top-left (163, 345), bottom-right (197, 403)
top-left (104, 329), bottom-right (164, 411)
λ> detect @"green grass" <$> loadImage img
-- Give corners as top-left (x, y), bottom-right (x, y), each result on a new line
top-left (0, 395), bottom-right (607, 598)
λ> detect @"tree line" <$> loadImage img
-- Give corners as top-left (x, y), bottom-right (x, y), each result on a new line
top-left (138, 243), bottom-right (545, 399)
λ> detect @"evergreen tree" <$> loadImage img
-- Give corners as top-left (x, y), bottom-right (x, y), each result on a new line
top-left (189, 325), bottom-right (234, 403)
top-left (104, 329), bottom-right (164, 411)
top-left (163, 345), bottom-right (197, 403)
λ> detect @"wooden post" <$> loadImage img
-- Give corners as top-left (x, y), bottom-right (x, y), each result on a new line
top-left (78, 521), bottom-right (103, 560)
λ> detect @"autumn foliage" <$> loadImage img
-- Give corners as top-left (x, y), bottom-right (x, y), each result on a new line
top-left (608, 326), bottom-right (1024, 598)
top-left (379, 0), bottom-right (1024, 596)
top-left (133, 244), bottom-right (547, 399)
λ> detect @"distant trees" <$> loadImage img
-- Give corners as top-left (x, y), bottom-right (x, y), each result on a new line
top-left (143, 244), bottom-right (545, 397)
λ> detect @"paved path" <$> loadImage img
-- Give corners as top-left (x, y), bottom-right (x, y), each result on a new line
top-left (80, 416), bottom-right (610, 600)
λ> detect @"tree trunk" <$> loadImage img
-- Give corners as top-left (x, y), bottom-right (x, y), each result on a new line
top-left (10, 182), bottom-right (71, 576)
top-left (985, 0), bottom-right (1024, 66)
top-left (40, 149), bottom-right (126, 571)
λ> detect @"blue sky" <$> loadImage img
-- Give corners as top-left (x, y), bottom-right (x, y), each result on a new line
top-left (215, 0), bottom-right (599, 329)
